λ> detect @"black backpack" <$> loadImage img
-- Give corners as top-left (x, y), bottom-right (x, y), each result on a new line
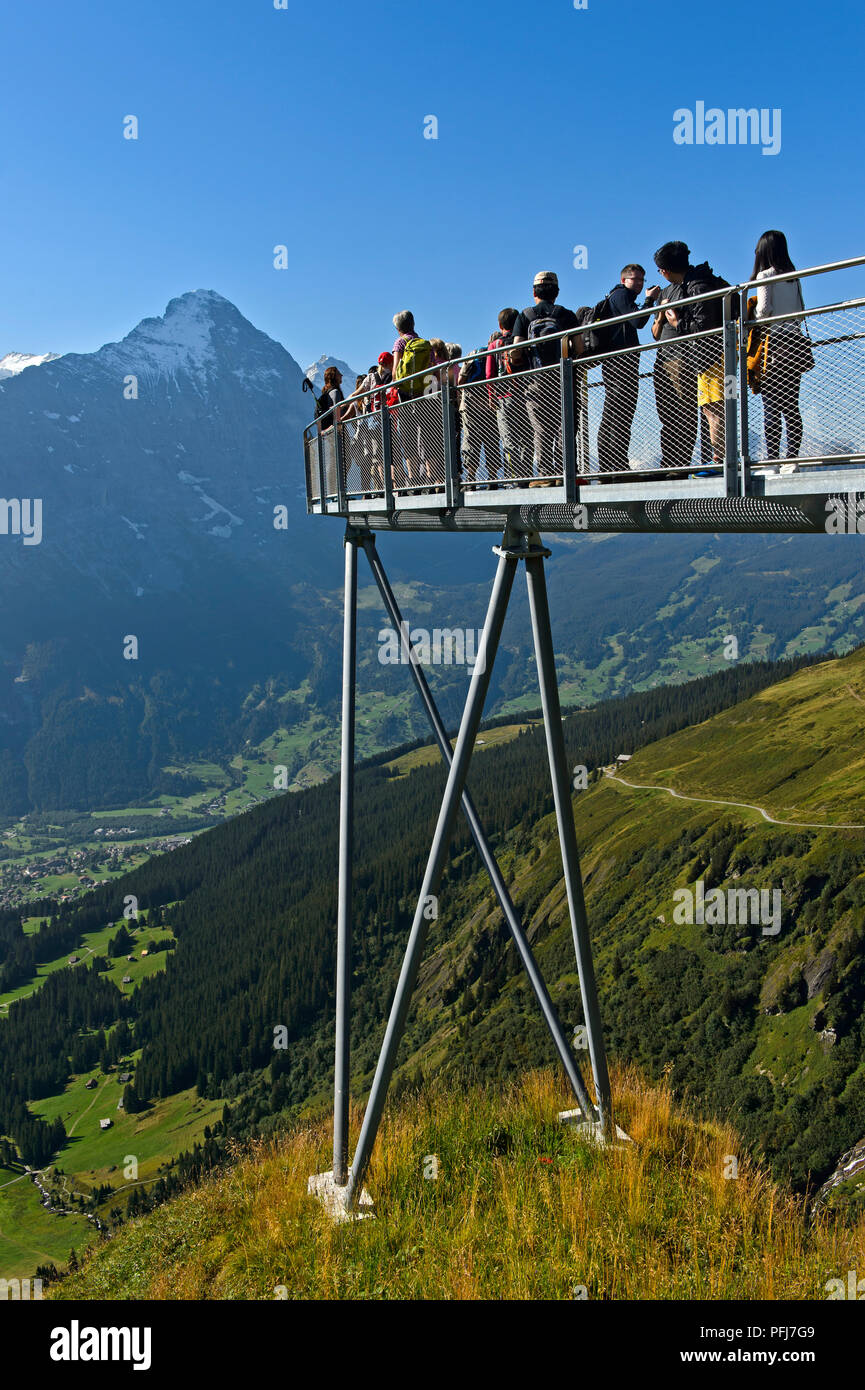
top-left (315, 386), bottom-right (342, 425)
top-left (681, 265), bottom-right (738, 334)
top-left (580, 295), bottom-right (615, 355)
top-left (527, 304), bottom-right (563, 368)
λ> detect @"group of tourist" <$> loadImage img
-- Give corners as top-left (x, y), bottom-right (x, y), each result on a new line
top-left (314, 229), bottom-right (809, 493)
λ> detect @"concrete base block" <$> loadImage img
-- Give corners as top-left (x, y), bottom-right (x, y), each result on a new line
top-left (558, 1109), bottom-right (633, 1145)
top-left (307, 1170), bottom-right (375, 1222)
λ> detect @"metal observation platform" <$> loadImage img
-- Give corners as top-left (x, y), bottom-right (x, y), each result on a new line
top-left (303, 258), bottom-right (865, 1216)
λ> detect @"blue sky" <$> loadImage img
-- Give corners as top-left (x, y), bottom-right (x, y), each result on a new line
top-left (2, 0), bottom-right (862, 372)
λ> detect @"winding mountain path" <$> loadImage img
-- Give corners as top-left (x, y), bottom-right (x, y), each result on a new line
top-left (66, 1074), bottom-right (112, 1138)
top-left (605, 771), bottom-right (865, 831)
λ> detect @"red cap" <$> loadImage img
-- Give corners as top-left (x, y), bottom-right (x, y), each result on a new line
top-left (378, 351), bottom-right (394, 367)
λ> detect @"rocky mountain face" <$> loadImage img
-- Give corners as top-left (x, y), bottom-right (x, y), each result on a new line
top-left (1, 290), bottom-right (311, 599)
top-left (0, 292), bottom-right (333, 811)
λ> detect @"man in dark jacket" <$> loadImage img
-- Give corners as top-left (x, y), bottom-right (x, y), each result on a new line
top-left (597, 265), bottom-right (660, 473)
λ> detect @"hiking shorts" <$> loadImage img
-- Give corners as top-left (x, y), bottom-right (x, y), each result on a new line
top-left (697, 360), bottom-right (724, 408)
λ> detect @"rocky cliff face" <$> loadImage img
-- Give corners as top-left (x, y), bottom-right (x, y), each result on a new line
top-left (814, 1136), bottom-right (865, 1218)
top-left (0, 291), bottom-right (332, 811)
top-left (0, 290), bottom-right (313, 605)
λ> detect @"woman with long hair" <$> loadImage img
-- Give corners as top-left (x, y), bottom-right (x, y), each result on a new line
top-left (751, 230), bottom-right (806, 462)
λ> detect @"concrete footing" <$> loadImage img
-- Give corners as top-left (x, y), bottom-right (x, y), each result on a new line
top-left (307, 1170), bottom-right (375, 1222)
top-left (558, 1109), bottom-right (633, 1145)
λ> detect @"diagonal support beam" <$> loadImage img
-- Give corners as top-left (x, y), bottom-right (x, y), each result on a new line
top-left (360, 533), bottom-right (595, 1118)
top-left (344, 546), bottom-right (517, 1209)
top-left (524, 547), bottom-right (615, 1140)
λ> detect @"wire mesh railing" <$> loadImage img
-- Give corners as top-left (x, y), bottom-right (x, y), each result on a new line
top-left (742, 297), bottom-right (865, 468)
top-left (579, 325), bottom-right (728, 478)
top-left (303, 257), bottom-right (865, 511)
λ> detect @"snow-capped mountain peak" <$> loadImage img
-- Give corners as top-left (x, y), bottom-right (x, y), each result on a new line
top-left (305, 353), bottom-right (360, 392)
top-left (97, 289), bottom-right (233, 383)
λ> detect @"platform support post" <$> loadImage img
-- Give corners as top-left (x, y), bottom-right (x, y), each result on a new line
top-left (334, 420), bottom-right (347, 511)
top-left (380, 404), bottom-right (395, 511)
top-left (524, 545), bottom-right (614, 1140)
top-left (442, 376), bottom-right (459, 508)
top-left (344, 546), bottom-right (517, 1209)
top-left (333, 528), bottom-right (359, 1186)
top-left (560, 349), bottom-right (577, 503)
top-left (316, 430), bottom-right (327, 513)
top-left (723, 295), bottom-right (740, 497)
top-left (360, 533), bottom-right (595, 1121)
top-left (737, 286), bottom-right (752, 496)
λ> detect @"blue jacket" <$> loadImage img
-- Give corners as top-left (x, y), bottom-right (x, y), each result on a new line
top-left (606, 284), bottom-right (651, 350)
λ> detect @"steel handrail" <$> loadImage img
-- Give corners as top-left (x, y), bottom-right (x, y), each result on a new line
top-left (304, 256), bottom-right (863, 432)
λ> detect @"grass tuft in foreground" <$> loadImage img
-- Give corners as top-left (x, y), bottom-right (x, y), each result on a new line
top-left (51, 1065), bottom-right (865, 1300)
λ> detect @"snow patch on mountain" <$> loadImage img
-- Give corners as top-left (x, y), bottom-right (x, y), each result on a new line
top-left (0, 351), bottom-right (61, 380)
top-left (177, 468), bottom-right (243, 536)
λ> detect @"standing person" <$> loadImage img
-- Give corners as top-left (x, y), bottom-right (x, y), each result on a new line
top-left (358, 353), bottom-right (393, 492)
top-left (660, 247), bottom-right (731, 468)
top-left (315, 366), bottom-right (345, 498)
top-left (512, 271), bottom-right (579, 486)
top-left (315, 365), bottom-right (345, 427)
top-left (651, 242), bottom-right (700, 471)
top-left (751, 229), bottom-right (807, 463)
top-left (424, 339), bottom-right (449, 395)
top-left (596, 265), bottom-right (660, 473)
top-left (486, 308), bottom-right (529, 483)
top-left (340, 374), bottom-right (369, 493)
top-left (391, 310), bottom-right (431, 490)
top-left (362, 352), bottom-right (393, 410)
top-left (421, 339), bottom-right (449, 486)
top-left (445, 343), bottom-right (462, 390)
top-left (457, 344), bottom-right (491, 486)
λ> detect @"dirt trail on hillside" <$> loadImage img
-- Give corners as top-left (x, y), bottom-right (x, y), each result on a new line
top-left (606, 772), bottom-right (865, 831)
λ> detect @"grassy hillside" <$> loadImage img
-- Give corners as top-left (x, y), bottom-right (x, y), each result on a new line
top-left (0, 1164), bottom-right (96, 1277)
top-left (5, 647), bottom-right (865, 1284)
top-left (51, 1067), bottom-right (865, 1301)
top-left (618, 644), bottom-right (865, 822)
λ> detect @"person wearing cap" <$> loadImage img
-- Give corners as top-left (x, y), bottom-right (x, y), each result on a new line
top-left (512, 271), bottom-right (579, 486)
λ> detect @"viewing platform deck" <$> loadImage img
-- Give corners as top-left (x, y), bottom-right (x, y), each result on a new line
top-left (303, 257), bottom-right (865, 535)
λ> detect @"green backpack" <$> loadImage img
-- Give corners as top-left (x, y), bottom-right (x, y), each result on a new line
top-left (395, 336), bottom-right (432, 396)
